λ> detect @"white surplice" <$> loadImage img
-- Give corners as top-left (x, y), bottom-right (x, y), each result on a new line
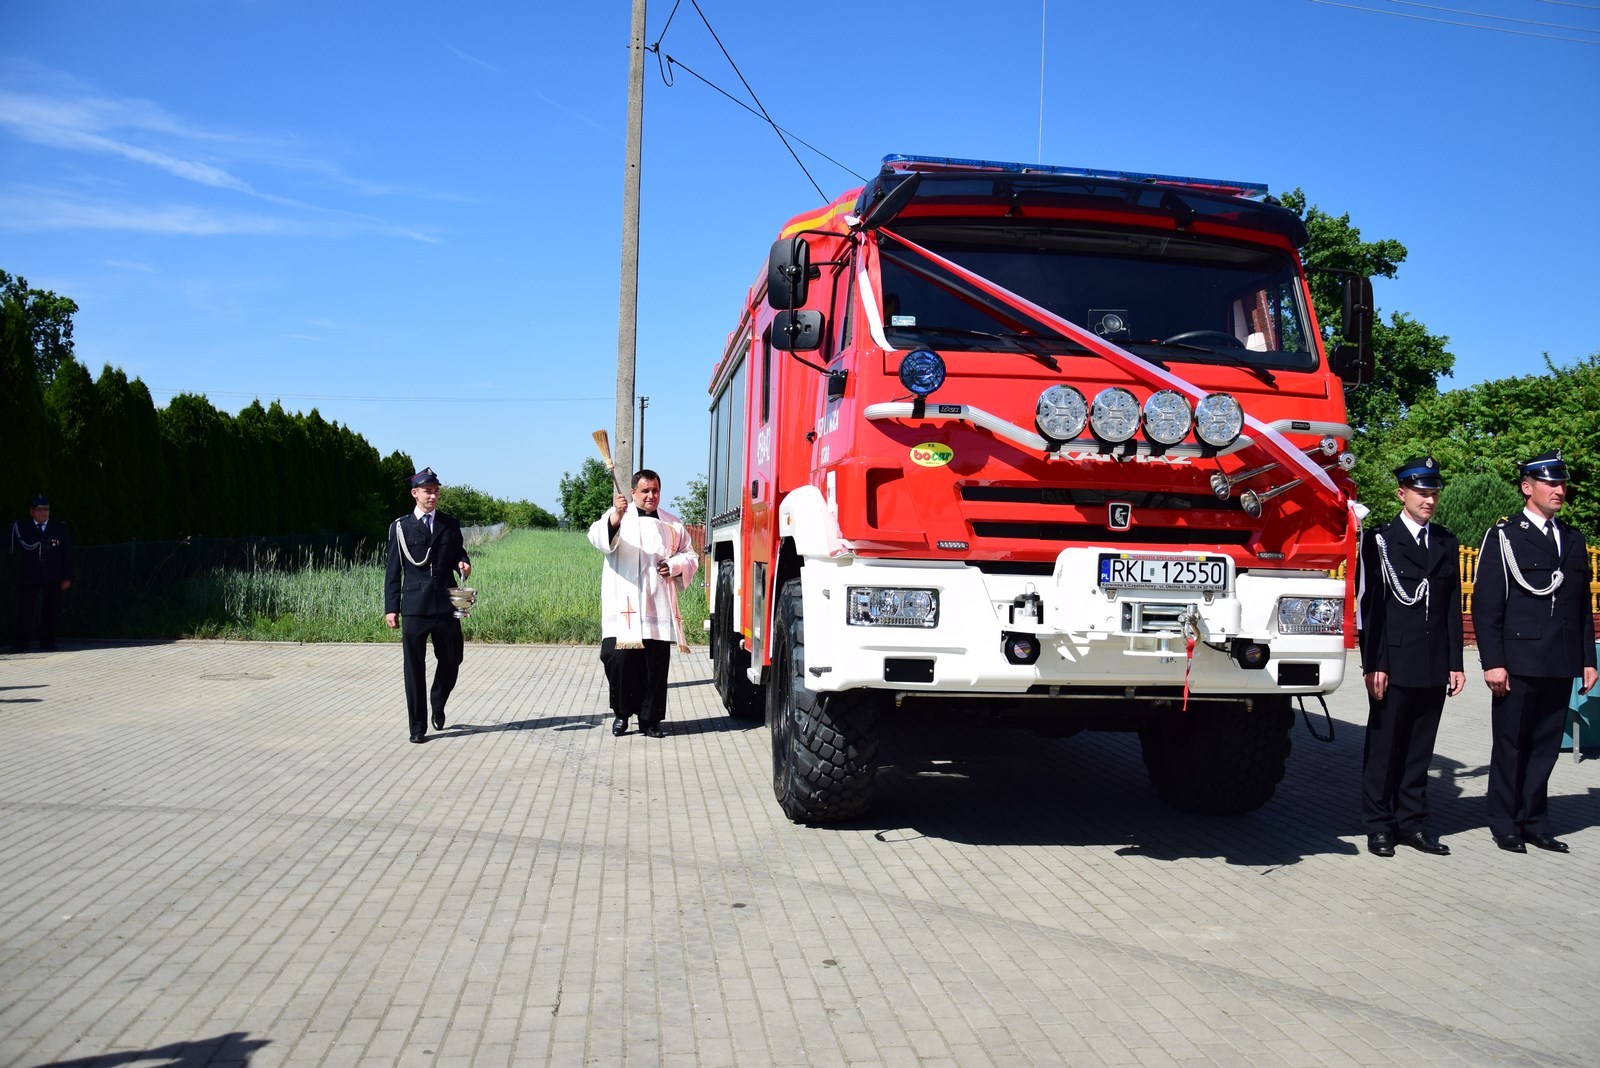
top-left (587, 505), bottom-right (699, 651)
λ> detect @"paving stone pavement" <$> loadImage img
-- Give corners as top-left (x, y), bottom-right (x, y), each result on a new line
top-left (2, 639), bottom-right (1599, 1067)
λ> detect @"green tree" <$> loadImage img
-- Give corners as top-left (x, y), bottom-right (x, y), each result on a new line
top-left (1, 295), bottom-right (53, 502)
top-left (44, 357), bottom-right (99, 538)
top-left (1282, 190), bottom-right (1456, 468)
top-left (671, 473), bottom-right (707, 525)
top-left (93, 366), bottom-right (152, 541)
top-left (1367, 352), bottom-right (1600, 536)
top-left (507, 500), bottom-right (559, 529)
top-left (1434, 472), bottom-right (1524, 552)
top-left (559, 457), bottom-right (616, 529)
top-left (438, 484), bottom-right (505, 526)
top-left (0, 270), bottom-right (78, 388)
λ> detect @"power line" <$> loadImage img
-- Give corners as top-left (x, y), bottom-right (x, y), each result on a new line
top-left (651, 0), bottom-right (846, 199)
top-left (688, 0), bottom-right (826, 200)
top-left (145, 389), bottom-right (613, 404)
top-left (650, 51), bottom-right (865, 183)
top-left (1307, 0), bottom-right (1600, 41)
top-left (1381, 0), bottom-right (1600, 32)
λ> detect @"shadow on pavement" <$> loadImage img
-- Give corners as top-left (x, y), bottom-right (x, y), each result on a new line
top-left (35, 1030), bottom-right (269, 1066)
top-left (831, 712), bottom-right (1369, 864)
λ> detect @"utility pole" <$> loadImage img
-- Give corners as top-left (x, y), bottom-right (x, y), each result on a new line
top-left (637, 395), bottom-right (649, 471)
top-left (613, 0), bottom-right (647, 489)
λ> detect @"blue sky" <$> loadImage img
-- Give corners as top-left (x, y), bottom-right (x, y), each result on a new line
top-left (3, 1), bottom-right (1597, 516)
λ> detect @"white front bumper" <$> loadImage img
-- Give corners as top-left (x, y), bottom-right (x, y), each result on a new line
top-left (798, 548), bottom-right (1346, 696)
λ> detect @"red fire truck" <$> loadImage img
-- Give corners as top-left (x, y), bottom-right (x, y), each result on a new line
top-left (705, 154), bottom-right (1371, 823)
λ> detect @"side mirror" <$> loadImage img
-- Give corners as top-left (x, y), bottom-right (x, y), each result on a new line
top-left (1336, 275), bottom-right (1374, 385)
top-left (771, 310), bottom-right (824, 352)
top-left (767, 237), bottom-right (811, 310)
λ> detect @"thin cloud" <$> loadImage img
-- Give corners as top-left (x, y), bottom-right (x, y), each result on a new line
top-left (442, 40), bottom-right (502, 74)
top-left (533, 88), bottom-right (615, 137)
top-left (0, 64), bottom-right (455, 235)
top-left (0, 189), bottom-right (438, 242)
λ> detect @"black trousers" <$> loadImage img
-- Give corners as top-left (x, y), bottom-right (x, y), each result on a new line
top-left (600, 637), bottom-right (671, 727)
top-left (12, 582), bottom-right (64, 650)
top-left (1361, 683), bottom-right (1446, 835)
top-left (1487, 674), bottom-right (1572, 837)
top-left (401, 612), bottom-right (463, 737)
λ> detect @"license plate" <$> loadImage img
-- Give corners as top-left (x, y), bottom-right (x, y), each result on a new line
top-left (1098, 553), bottom-right (1228, 591)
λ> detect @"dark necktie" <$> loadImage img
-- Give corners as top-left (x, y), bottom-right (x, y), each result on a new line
top-left (423, 513), bottom-right (433, 535)
top-left (1543, 520), bottom-right (1557, 551)
top-left (1416, 526), bottom-right (1427, 550)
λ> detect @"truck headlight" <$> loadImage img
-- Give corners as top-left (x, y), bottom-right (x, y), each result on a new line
top-left (1090, 387), bottom-right (1140, 442)
top-left (1141, 389), bottom-right (1192, 446)
top-left (1036, 384), bottom-right (1088, 442)
top-left (1193, 392), bottom-right (1243, 447)
top-left (847, 587), bottom-right (939, 628)
top-left (1277, 597), bottom-right (1343, 635)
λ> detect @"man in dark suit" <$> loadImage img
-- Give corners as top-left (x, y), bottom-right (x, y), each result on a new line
top-left (1473, 450), bottom-right (1598, 853)
top-left (9, 494), bottom-right (73, 653)
top-left (1356, 457), bottom-right (1464, 857)
top-left (384, 468), bottom-right (473, 744)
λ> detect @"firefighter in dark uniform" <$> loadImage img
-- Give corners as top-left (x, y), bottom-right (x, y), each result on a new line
top-left (384, 468), bottom-right (472, 744)
top-left (9, 494), bottom-right (73, 653)
top-left (1356, 457), bottom-right (1464, 857)
top-left (1472, 451), bottom-right (1598, 852)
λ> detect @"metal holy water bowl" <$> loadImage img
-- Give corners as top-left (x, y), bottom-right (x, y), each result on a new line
top-left (447, 587), bottom-right (478, 619)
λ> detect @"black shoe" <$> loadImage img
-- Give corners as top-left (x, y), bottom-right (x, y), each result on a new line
top-left (409, 734), bottom-right (426, 744)
top-left (1494, 833), bottom-right (1526, 853)
top-left (432, 711), bottom-right (445, 731)
top-left (612, 717), bottom-right (628, 736)
top-left (1366, 833), bottom-right (1395, 857)
top-left (641, 725), bottom-right (666, 738)
top-left (1398, 831), bottom-right (1450, 856)
top-left (1524, 832), bottom-right (1570, 853)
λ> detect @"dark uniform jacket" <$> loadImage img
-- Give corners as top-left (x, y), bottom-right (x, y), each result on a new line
top-left (384, 511), bottom-right (469, 617)
top-left (1473, 514), bottom-right (1596, 678)
top-left (9, 518), bottom-right (73, 586)
top-left (1357, 516), bottom-right (1464, 688)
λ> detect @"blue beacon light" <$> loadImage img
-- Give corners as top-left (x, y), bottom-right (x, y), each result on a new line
top-left (899, 349), bottom-right (946, 396)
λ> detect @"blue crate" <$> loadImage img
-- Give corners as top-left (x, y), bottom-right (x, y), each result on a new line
top-left (1562, 643), bottom-right (1600, 752)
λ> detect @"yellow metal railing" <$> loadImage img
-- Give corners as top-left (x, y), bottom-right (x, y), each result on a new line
top-left (1458, 544), bottom-right (1600, 615)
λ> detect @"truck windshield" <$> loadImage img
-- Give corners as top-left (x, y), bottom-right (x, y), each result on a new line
top-left (878, 223), bottom-right (1316, 372)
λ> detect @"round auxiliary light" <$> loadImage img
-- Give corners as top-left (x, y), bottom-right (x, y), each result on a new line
top-left (1035, 384), bottom-right (1088, 442)
top-left (898, 349), bottom-right (946, 396)
top-left (1089, 387), bottom-right (1140, 443)
top-left (1193, 392), bottom-right (1244, 448)
top-left (1142, 389), bottom-right (1193, 446)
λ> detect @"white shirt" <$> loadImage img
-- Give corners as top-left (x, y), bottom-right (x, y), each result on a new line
top-left (1521, 507), bottom-right (1560, 552)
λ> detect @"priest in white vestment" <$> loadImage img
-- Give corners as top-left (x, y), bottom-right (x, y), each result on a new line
top-left (587, 469), bottom-right (699, 738)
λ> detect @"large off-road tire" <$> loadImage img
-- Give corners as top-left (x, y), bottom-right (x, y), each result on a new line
top-left (1139, 697), bottom-right (1293, 814)
top-left (712, 564), bottom-right (762, 719)
top-left (768, 578), bottom-right (879, 823)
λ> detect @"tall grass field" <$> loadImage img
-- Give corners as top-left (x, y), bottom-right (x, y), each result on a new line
top-left (61, 530), bottom-right (708, 645)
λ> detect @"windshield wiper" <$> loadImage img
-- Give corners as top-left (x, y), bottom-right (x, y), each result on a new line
top-left (1143, 340), bottom-right (1277, 386)
top-left (890, 326), bottom-right (1088, 371)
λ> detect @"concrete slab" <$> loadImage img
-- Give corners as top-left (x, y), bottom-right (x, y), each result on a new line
top-left (1, 640), bottom-right (1598, 1066)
